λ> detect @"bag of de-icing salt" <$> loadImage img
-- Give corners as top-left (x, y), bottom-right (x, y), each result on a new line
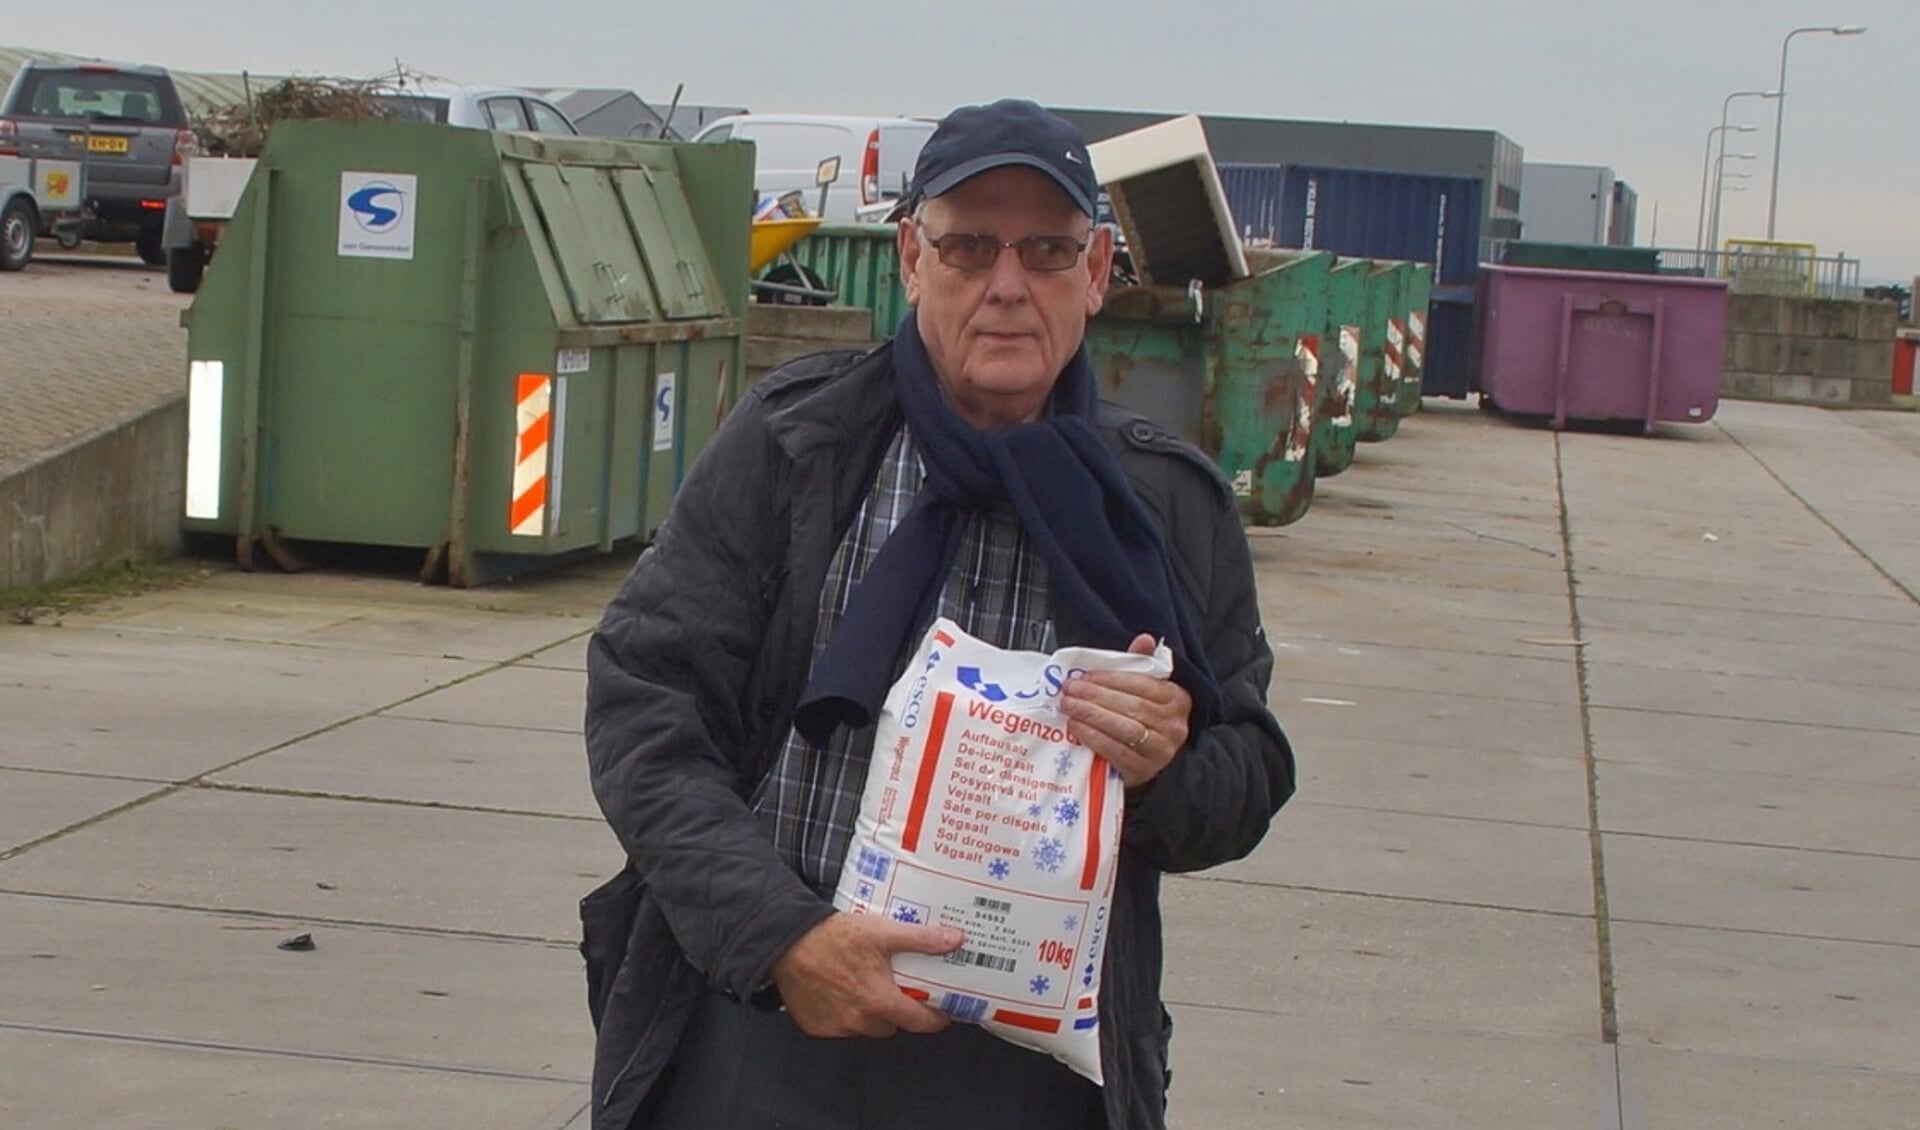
top-left (831, 617), bottom-right (1174, 1084)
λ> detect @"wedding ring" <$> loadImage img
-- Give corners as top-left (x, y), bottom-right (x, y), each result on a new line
top-left (1127, 722), bottom-right (1151, 751)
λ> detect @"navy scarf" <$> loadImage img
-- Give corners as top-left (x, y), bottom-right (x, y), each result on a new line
top-left (793, 313), bottom-right (1220, 745)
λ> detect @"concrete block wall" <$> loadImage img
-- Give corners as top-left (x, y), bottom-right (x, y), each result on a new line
top-left (1723, 295), bottom-right (1898, 405)
top-left (0, 399), bottom-right (186, 589)
top-left (744, 304), bottom-right (879, 384)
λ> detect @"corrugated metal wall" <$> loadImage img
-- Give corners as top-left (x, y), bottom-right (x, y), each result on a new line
top-left (1217, 163), bottom-right (1288, 241)
top-left (1219, 162), bottom-right (1484, 285)
top-left (0, 45), bottom-right (78, 93)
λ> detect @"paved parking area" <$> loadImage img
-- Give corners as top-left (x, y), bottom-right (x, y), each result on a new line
top-left (0, 255), bottom-right (189, 475)
top-left (1, 398), bottom-right (1917, 1128)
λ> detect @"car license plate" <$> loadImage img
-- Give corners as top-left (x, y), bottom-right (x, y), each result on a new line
top-left (68, 134), bottom-right (131, 154)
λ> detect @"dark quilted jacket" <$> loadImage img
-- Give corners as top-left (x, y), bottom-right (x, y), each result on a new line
top-left (582, 344), bottom-right (1294, 1129)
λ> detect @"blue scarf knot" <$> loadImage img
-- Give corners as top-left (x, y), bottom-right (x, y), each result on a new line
top-left (794, 313), bottom-right (1221, 744)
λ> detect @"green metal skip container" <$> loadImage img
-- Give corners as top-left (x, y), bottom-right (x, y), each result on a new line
top-left (180, 119), bottom-right (750, 585)
top-left (1308, 256), bottom-right (1372, 477)
top-left (773, 223), bottom-right (909, 340)
top-left (1086, 248), bottom-right (1333, 526)
top-left (1393, 264), bottom-right (1435, 418)
top-left (1355, 260), bottom-right (1410, 442)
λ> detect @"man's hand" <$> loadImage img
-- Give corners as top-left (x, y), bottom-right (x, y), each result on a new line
top-left (1060, 633), bottom-right (1193, 789)
top-left (770, 912), bottom-right (964, 1037)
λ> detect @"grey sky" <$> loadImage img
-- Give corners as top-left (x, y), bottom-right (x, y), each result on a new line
top-left (12, 0), bottom-right (1916, 280)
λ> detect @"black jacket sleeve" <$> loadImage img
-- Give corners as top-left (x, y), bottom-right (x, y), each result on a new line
top-left (584, 392), bottom-right (834, 1000)
top-left (1121, 476), bottom-right (1295, 870)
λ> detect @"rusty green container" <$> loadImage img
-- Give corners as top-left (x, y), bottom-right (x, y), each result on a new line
top-left (1356, 260), bottom-right (1410, 442)
top-left (771, 223), bottom-right (908, 340)
top-left (1309, 256), bottom-right (1372, 477)
top-left (1087, 248), bottom-right (1332, 526)
top-left (1394, 264), bottom-right (1435, 417)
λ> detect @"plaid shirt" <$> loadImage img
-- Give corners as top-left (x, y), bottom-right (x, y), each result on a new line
top-left (753, 424), bottom-right (1055, 895)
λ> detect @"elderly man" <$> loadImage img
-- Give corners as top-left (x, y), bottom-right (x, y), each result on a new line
top-left (583, 99), bottom-right (1293, 1129)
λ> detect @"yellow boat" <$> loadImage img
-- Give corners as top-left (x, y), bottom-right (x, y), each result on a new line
top-left (749, 217), bottom-right (823, 273)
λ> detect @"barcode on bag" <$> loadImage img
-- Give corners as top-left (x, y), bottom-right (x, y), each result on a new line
top-left (938, 993), bottom-right (989, 1022)
top-left (972, 896), bottom-right (1012, 913)
top-left (944, 947), bottom-right (1017, 974)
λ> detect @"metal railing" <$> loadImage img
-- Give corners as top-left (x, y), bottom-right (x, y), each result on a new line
top-left (1478, 239), bottom-right (1863, 301)
top-left (1652, 246), bottom-right (1862, 299)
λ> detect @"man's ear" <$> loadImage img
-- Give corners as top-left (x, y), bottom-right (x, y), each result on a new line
top-left (1084, 224), bottom-right (1115, 316)
top-left (899, 217), bottom-right (923, 308)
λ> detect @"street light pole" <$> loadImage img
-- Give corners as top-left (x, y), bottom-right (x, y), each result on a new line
top-left (1710, 153), bottom-right (1759, 252)
top-left (1766, 24), bottom-right (1867, 240)
top-left (1697, 122), bottom-right (1760, 251)
top-left (1705, 91), bottom-right (1778, 250)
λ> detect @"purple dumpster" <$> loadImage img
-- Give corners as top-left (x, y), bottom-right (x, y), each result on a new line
top-left (1476, 265), bottom-right (1730, 433)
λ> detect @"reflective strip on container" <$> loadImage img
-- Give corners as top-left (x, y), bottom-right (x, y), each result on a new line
top-left (1385, 318), bottom-right (1405, 385)
top-left (510, 373), bottom-right (552, 537)
top-left (1286, 335), bottom-right (1320, 462)
top-left (1335, 325), bottom-right (1360, 428)
top-left (185, 360), bottom-right (224, 520)
top-left (1406, 310), bottom-right (1427, 374)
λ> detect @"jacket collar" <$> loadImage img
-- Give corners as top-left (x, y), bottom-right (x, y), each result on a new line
top-left (763, 343), bottom-right (902, 460)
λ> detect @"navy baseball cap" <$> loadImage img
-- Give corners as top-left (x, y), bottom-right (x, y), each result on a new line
top-left (902, 99), bottom-right (1097, 217)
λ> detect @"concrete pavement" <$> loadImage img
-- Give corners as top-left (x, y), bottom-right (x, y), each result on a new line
top-left (0, 256), bottom-right (188, 477)
top-left (2, 398), bottom-right (1917, 1128)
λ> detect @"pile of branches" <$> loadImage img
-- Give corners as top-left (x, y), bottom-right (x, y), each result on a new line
top-left (194, 77), bottom-right (399, 157)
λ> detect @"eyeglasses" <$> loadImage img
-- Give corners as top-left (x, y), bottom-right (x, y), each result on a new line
top-left (916, 222), bottom-right (1090, 272)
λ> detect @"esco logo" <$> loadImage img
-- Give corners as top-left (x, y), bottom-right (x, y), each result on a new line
top-left (956, 663), bottom-right (1086, 704)
top-left (347, 182), bottom-right (405, 234)
top-left (901, 648), bottom-right (945, 728)
top-left (957, 666), bottom-right (1010, 702)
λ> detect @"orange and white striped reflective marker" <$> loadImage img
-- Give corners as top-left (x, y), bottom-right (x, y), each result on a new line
top-left (510, 373), bottom-right (552, 537)
top-left (1286, 334), bottom-right (1320, 462)
top-left (1385, 317), bottom-right (1406, 387)
top-left (1406, 310), bottom-right (1427, 382)
top-left (1335, 325), bottom-right (1361, 428)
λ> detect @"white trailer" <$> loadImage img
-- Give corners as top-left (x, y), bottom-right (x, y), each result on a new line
top-left (0, 155), bottom-right (87, 270)
top-left (159, 155), bottom-right (258, 292)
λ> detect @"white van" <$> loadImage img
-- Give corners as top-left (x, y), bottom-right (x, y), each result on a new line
top-left (692, 114), bottom-right (933, 222)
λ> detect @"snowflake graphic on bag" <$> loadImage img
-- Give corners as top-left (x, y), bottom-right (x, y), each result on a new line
top-left (1032, 837), bottom-right (1067, 874)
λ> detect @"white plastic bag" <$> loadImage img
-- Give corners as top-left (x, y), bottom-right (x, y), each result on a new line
top-left (831, 617), bottom-right (1173, 1083)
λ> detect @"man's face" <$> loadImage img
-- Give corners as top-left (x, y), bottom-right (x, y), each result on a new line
top-left (898, 166), bottom-right (1114, 428)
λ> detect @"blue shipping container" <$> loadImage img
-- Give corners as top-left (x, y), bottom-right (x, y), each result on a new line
top-left (1218, 163), bottom-right (1288, 242)
top-left (1422, 292), bottom-right (1477, 399)
top-left (1218, 162), bottom-right (1488, 398)
top-left (1219, 162), bottom-right (1484, 285)
top-left (1280, 165), bottom-right (1484, 287)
